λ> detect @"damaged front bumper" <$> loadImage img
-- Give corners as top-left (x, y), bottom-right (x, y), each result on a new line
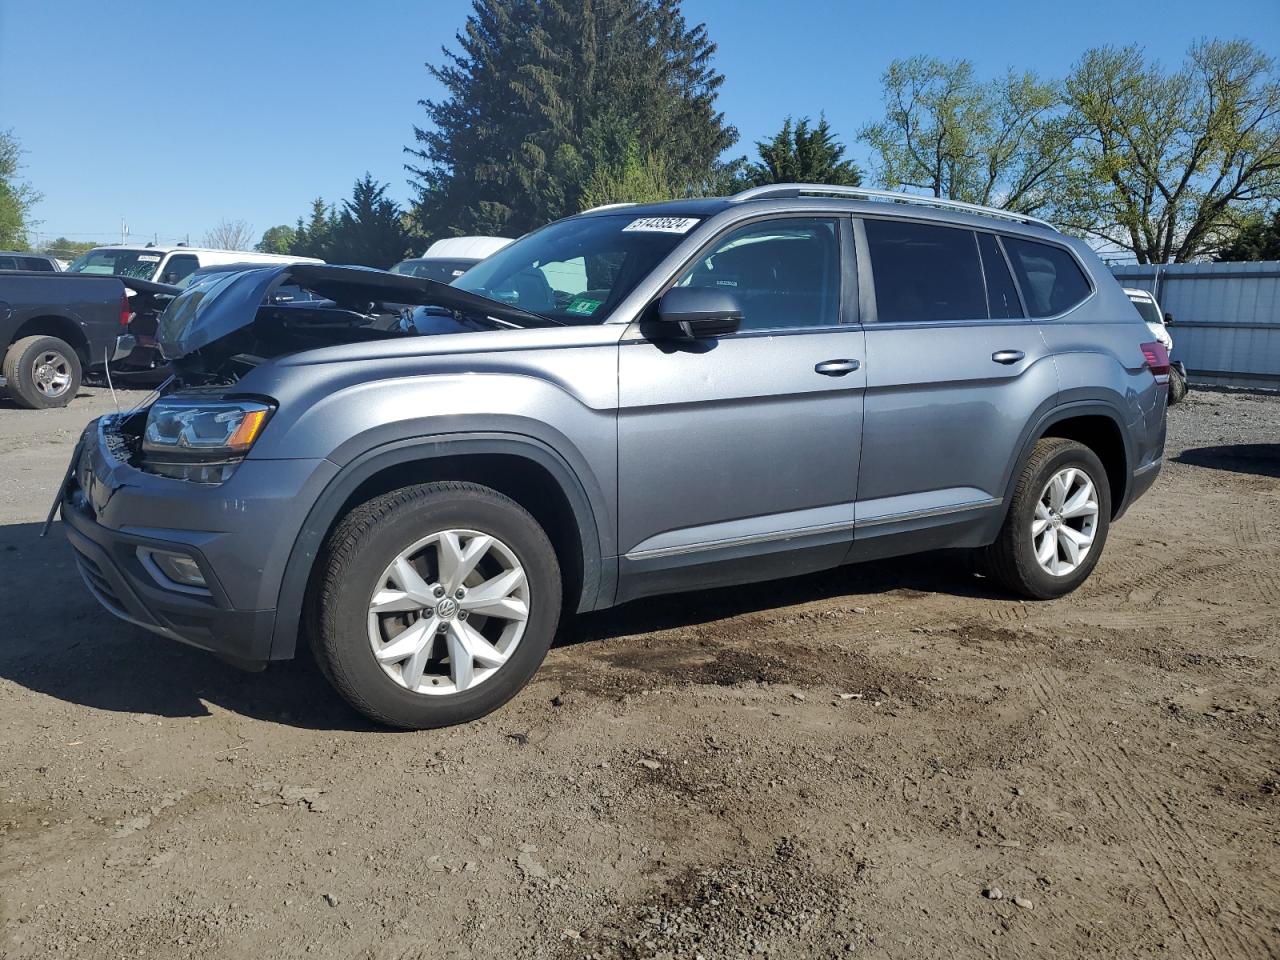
top-left (58, 416), bottom-right (337, 669)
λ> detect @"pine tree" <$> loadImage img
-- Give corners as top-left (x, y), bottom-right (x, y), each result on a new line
top-left (1216, 209), bottom-right (1280, 262)
top-left (290, 198), bottom-right (337, 260)
top-left (407, 0), bottom-right (737, 237)
top-left (328, 174), bottom-right (414, 268)
top-left (749, 116), bottom-right (862, 187)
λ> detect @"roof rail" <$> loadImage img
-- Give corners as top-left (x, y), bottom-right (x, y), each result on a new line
top-left (728, 183), bottom-right (1058, 232)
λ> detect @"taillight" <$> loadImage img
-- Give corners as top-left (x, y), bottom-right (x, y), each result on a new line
top-left (1140, 340), bottom-right (1170, 377)
top-left (119, 290), bottom-right (131, 327)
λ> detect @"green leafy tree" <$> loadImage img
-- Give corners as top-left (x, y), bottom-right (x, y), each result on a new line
top-left (1058, 40), bottom-right (1280, 263)
top-left (860, 57), bottom-right (1070, 214)
top-left (42, 237), bottom-right (96, 259)
top-left (327, 174), bottom-right (414, 268)
top-left (256, 225), bottom-right (296, 255)
top-left (408, 0), bottom-right (737, 236)
top-left (0, 129), bottom-right (42, 250)
top-left (1216, 208), bottom-right (1280, 261)
top-left (747, 116), bottom-right (862, 187)
top-left (580, 141), bottom-right (680, 209)
top-left (290, 198), bottom-right (337, 260)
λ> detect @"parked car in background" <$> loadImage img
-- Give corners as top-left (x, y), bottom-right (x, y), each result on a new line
top-left (390, 236), bottom-right (513, 283)
top-left (60, 185), bottom-right (1169, 729)
top-left (0, 251), bottom-right (62, 272)
top-left (65, 245), bottom-right (322, 286)
top-left (1125, 287), bottom-right (1187, 404)
top-left (0, 272), bottom-right (174, 408)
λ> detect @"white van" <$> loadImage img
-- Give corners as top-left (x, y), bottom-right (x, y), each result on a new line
top-left (65, 245), bottom-right (322, 286)
top-left (390, 236), bottom-right (514, 283)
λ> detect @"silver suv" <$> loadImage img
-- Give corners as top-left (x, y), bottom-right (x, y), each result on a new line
top-left (57, 185), bottom-right (1170, 728)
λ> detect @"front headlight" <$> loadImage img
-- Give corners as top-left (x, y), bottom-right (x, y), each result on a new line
top-left (141, 397), bottom-right (274, 482)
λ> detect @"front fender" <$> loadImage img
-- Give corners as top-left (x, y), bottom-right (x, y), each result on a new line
top-left (267, 431), bottom-right (611, 661)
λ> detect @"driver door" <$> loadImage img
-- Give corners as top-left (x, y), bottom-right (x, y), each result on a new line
top-left (616, 216), bottom-right (865, 602)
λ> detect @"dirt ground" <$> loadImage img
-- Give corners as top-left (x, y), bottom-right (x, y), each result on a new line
top-left (1, 385), bottom-right (1277, 960)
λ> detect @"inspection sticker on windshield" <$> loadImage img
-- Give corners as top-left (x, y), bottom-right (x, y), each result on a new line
top-left (622, 216), bottom-right (700, 234)
top-left (137, 254), bottom-right (162, 262)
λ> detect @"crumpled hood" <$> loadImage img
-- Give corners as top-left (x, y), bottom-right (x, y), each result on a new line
top-left (155, 263), bottom-right (554, 360)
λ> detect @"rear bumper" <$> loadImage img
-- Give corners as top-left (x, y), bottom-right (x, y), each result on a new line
top-left (1124, 457), bottom-right (1162, 515)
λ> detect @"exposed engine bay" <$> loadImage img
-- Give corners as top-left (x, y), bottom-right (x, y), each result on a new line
top-left (145, 263), bottom-right (556, 388)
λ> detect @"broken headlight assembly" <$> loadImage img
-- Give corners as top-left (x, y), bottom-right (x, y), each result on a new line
top-left (141, 396), bottom-right (274, 483)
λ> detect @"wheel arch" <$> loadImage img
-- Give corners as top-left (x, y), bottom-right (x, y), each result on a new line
top-left (8, 314), bottom-right (91, 364)
top-left (268, 433), bottom-right (610, 661)
top-left (1004, 402), bottom-right (1133, 520)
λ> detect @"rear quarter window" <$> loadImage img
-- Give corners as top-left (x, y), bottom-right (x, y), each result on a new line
top-left (1002, 237), bottom-right (1091, 317)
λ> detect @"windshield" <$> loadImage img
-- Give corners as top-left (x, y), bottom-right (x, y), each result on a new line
top-left (66, 248), bottom-right (164, 280)
top-left (452, 214), bottom-right (697, 323)
top-left (391, 258), bottom-right (476, 283)
top-left (1129, 297), bottom-right (1162, 326)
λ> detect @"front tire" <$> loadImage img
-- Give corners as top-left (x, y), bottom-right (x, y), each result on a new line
top-left (3, 336), bottom-right (82, 409)
top-left (982, 438), bottom-right (1111, 599)
top-left (313, 482), bottom-right (562, 729)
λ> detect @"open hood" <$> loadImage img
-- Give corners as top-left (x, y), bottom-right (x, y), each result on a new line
top-left (155, 263), bottom-right (557, 360)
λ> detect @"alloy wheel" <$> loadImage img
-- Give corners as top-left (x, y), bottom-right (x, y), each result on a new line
top-left (32, 351), bottom-right (72, 398)
top-left (366, 529), bottom-right (530, 695)
top-left (1032, 467), bottom-right (1099, 576)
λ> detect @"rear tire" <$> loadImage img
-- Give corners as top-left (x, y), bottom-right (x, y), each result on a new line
top-left (3, 336), bottom-right (82, 409)
top-left (1168, 366), bottom-right (1188, 405)
top-left (982, 438), bottom-right (1111, 599)
top-left (313, 482), bottom-right (562, 729)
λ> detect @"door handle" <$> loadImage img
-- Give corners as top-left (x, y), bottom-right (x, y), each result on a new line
top-left (815, 359), bottom-right (860, 376)
top-left (991, 350), bottom-right (1025, 365)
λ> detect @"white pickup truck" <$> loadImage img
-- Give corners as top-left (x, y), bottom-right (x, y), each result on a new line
top-left (65, 245), bottom-right (321, 287)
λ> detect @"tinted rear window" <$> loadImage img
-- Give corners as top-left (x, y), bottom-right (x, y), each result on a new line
top-left (1002, 237), bottom-right (1091, 317)
top-left (865, 219), bottom-right (986, 323)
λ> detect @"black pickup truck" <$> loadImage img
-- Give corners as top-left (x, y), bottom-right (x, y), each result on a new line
top-left (0, 273), bottom-right (175, 408)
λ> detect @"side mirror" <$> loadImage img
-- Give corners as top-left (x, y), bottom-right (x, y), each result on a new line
top-left (1163, 312), bottom-right (1174, 325)
top-left (651, 286), bottom-right (742, 339)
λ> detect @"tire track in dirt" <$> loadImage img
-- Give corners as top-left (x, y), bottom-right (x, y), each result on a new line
top-left (1010, 638), bottom-right (1268, 960)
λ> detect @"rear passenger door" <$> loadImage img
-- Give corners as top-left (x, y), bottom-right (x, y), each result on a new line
top-left (852, 218), bottom-right (1058, 558)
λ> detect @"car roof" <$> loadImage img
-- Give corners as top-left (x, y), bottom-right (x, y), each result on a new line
top-left (422, 236), bottom-right (513, 259)
top-left (0, 250), bottom-right (54, 258)
top-left (572, 187), bottom-right (1064, 239)
top-left (82, 245), bottom-right (314, 260)
top-left (576, 198), bottom-right (732, 220)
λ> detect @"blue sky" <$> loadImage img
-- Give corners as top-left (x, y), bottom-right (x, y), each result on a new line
top-left (2, 0), bottom-right (1277, 247)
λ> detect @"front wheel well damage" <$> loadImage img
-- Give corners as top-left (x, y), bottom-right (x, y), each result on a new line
top-left (1039, 415), bottom-right (1127, 516)
top-left (319, 452), bottom-right (586, 615)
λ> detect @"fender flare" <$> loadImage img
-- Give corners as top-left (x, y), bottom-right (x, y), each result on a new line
top-left (267, 432), bottom-right (609, 660)
top-left (999, 400), bottom-right (1134, 517)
